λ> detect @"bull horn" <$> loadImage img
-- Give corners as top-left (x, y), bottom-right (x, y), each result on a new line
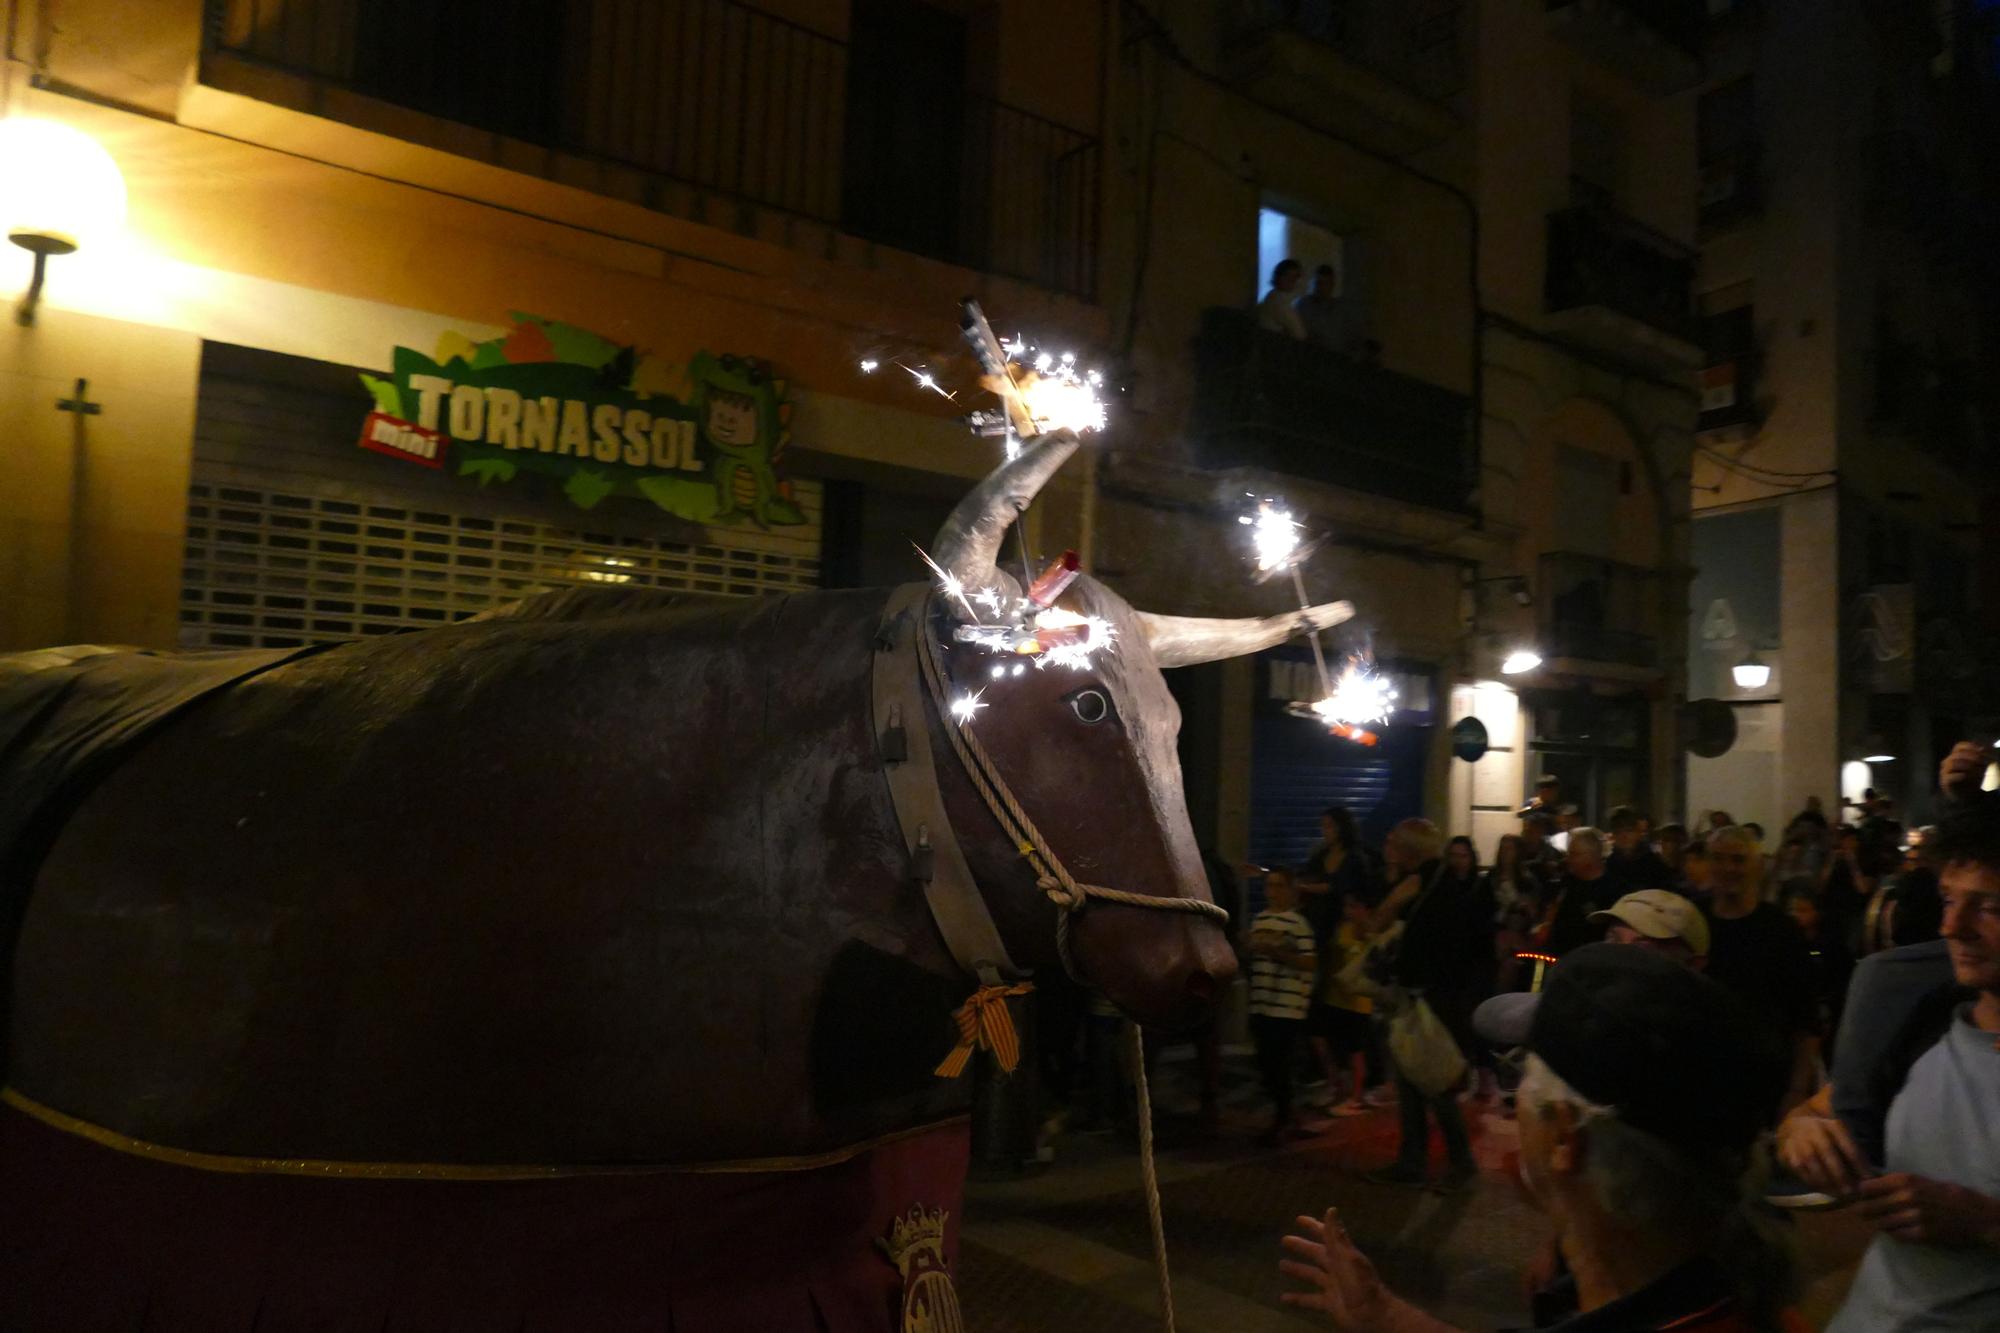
top-left (930, 430), bottom-right (1082, 596)
top-left (1137, 601), bottom-right (1355, 668)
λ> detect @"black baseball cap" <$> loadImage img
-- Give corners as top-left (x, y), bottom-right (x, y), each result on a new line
top-left (1525, 944), bottom-right (1786, 1152)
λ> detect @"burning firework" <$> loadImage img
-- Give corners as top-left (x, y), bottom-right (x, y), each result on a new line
top-left (1313, 658), bottom-right (1398, 727)
top-left (1241, 499), bottom-right (1303, 574)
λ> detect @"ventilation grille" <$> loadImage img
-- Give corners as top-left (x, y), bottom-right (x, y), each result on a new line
top-left (179, 481), bottom-right (822, 649)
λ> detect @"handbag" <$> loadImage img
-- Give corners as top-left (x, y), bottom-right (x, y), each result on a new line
top-left (1386, 993), bottom-right (1467, 1096)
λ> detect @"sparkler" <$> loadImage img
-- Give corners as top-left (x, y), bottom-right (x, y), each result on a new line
top-left (858, 359), bottom-right (879, 374)
top-left (1242, 494), bottom-right (1388, 745)
top-left (949, 690), bottom-right (988, 725)
top-left (897, 361), bottom-right (956, 401)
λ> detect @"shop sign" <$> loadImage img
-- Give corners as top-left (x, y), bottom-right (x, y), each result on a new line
top-left (357, 314), bottom-right (805, 527)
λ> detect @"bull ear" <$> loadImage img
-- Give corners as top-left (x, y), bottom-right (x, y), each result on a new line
top-left (1136, 601), bottom-right (1355, 668)
top-left (930, 430), bottom-right (1082, 599)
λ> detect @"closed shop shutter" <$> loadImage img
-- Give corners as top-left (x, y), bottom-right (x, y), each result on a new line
top-left (178, 343), bottom-right (822, 650)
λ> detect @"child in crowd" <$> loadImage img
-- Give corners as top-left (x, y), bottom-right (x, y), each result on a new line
top-left (1247, 868), bottom-right (1317, 1144)
top-left (1316, 892), bottom-right (1381, 1116)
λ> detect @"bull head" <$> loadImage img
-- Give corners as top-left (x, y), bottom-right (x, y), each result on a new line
top-left (926, 431), bottom-right (1353, 1028)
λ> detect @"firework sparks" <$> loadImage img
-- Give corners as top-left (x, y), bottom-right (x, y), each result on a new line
top-left (858, 358), bottom-right (879, 374)
top-left (897, 362), bottom-right (957, 401)
top-left (1311, 659), bottom-right (1399, 728)
top-left (914, 544), bottom-right (981, 620)
top-left (1241, 499), bottom-right (1303, 574)
top-left (949, 690), bottom-right (989, 725)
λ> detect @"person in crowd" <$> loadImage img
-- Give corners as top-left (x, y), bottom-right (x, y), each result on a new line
top-left (1530, 827), bottom-right (1610, 960)
top-left (1602, 806), bottom-right (1675, 899)
top-left (1588, 889), bottom-right (1710, 969)
top-left (1781, 884), bottom-right (1856, 1060)
top-left (1654, 822), bottom-right (1690, 878)
top-left (1802, 804), bottom-right (2000, 1333)
top-left (1258, 259), bottom-right (1308, 339)
top-left (1489, 833), bottom-right (1541, 994)
top-left (1299, 806), bottom-right (1378, 1097)
top-left (1774, 809), bottom-right (1832, 887)
top-left (1366, 821), bottom-right (1489, 1192)
top-left (1294, 262), bottom-right (1361, 354)
top-left (1521, 810), bottom-right (1563, 880)
top-left (1281, 945), bottom-right (1799, 1332)
top-left (1246, 867), bottom-right (1318, 1145)
top-left (1821, 823), bottom-right (1876, 953)
top-left (1549, 805), bottom-right (1580, 854)
top-left (1869, 828), bottom-right (1945, 952)
top-left (1704, 825), bottom-right (1820, 1113)
top-left (1706, 810), bottom-right (1737, 833)
top-left (1520, 774), bottom-right (1562, 819)
top-left (1940, 738), bottom-right (1998, 807)
top-left (1316, 891), bottom-right (1385, 1117)
top-left (1678, 840), bottom-right (1714, 902)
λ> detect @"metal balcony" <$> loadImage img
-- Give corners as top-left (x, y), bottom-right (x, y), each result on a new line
top-left (1545, 0), bottom-right (1706, 95)
top-left (204, 0), bottom-right (1100, 300)
top-left (1537, 551), bottom-right (1659, 670)
top-left (1189, 309), bottom-right (1475, 514)
top-left (1545, 199), bottom-right (1702, 371)
top-left (1223, 1), bottom-right (1465, 153)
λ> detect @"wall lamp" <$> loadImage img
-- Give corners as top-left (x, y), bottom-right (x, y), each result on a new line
top-left (1731, 647), bottom-right (1771, 690)
top-left (0, 118), bottom-right (127, 326)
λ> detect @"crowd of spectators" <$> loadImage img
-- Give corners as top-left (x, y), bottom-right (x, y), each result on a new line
top-left (1267, 744), bottom-right (2000, 1331)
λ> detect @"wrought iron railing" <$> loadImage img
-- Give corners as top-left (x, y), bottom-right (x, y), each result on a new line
top-left (1545, 196), bottom-right (1698, 345)
top-left (206, 0), bottom-right (1100, 299)
top-left (1189, 308), bottom-right (1476, 513)
top-left (1537, 551), bottom-right (1658, 668)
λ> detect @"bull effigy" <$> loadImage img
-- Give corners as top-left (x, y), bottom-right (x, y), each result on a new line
top-left (0, 428), bottom-right (1350, 1329)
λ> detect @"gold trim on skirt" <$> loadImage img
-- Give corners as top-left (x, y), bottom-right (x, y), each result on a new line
top-left (0, 1087), bottom-right (967, 1180)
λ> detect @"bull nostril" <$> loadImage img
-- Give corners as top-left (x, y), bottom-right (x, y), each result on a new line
top-left (1183, 970), bottom-right (1215, 1004)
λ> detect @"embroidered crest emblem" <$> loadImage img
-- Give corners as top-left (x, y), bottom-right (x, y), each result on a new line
top-left (879, 1205), bottom-right (964, 1333)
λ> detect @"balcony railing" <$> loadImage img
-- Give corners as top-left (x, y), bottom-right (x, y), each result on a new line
top-left (1538, 551), bottom-right (1658, 668)
top-left (205, 0), bottom-right (1100, 300)
top-left (1231, 0), bottom-right (1467, 102)
top-left (1545, 200), bottom-right (1699, 347)
top-left (1189, 309), bottom-right (1475, 513)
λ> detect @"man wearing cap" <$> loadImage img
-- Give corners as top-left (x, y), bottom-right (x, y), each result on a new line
top-left (1280, 945), bottom-right (1799, 1332)
top-left (1590, 890), bottom-right (1708, 968)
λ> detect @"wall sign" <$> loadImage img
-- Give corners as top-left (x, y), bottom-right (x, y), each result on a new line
top-left (358, 314), bottom-right (804, 527)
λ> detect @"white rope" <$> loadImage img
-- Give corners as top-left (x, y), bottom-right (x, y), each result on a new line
top-left (1131, 1020), bottom-right (1177, 1333)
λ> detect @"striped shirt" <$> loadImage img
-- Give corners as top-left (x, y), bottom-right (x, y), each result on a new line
top-left (1247, 909), bottom-right (1316, 1020)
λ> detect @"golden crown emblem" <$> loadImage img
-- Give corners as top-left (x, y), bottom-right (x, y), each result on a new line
top-left (881, 1205), bottom-right (950, 1275)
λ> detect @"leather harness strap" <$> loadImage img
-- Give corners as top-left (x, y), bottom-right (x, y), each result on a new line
top-left (871, 583), bottom-right (1018, 985)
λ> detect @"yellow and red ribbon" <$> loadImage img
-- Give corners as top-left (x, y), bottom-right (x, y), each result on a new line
top-left (933, 982), bottom-right (1035, 1079)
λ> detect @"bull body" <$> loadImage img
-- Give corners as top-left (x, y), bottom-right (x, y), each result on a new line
top-left (9, 586), bottom-right (995, 1165)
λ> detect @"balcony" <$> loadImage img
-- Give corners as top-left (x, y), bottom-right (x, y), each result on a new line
top-left (203, 0), bottom-right (1100, 300)
top-left (1223, 0), bottom-right (1463, 156)
top-left (1698, 144), bottom-right (1762, 235)
top-left (1188, 309), bottom-right (1475, 513)
top-left (1545, 0), bottom-right (1705, 95)
top-left (1544, 199), bottom-right (1701, 371)
top-left (1538, 551), bottom-right (1659, 671)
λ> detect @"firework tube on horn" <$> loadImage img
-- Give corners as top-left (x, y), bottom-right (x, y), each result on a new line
top-left (1027, 551), bottom-right (1082, 608)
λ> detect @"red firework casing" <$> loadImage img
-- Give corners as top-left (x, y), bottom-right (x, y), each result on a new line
top-left (1026, 551), bottom-right (1081, 607)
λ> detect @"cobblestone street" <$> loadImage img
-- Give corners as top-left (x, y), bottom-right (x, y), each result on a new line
top-left (957, 1052), bottom-right (1874, 1332)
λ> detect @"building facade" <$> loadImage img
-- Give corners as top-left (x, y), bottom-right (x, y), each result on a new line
top-left (1688, 0), bottom-right (2000, 832)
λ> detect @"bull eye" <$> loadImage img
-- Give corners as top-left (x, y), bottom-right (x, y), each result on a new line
top-left (1069, 688), bottom-right (1111, 725)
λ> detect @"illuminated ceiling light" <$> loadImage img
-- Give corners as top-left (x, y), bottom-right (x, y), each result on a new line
top-left (1863, 753), bottom-right (1895, 764)
top-left (1731, 649), bottom-right (1771, 690)
top-left (1500, 649), bottom-right (1542, 676)
top-left (0, 118), bottom-right (127, 326)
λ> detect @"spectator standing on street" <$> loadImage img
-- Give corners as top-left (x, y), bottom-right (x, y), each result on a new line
top-left (1818, 804), bottom-right (2000, 1333)
top-left (1782, 883), bottom-right (1856, 1060)
top-left (1821, 824), bottom-right (1875, 952)
top-left (1247, 867), bottom-right (1317, 1144)
top-left (1317, 892), bottom-right (1385, 1117)
top-left (1655, 822), bottom-right (1691, 880)
top-left (1868, 829), bottom-right (1945, 953)
top-left (1367, 823), bottom-right (1491, 1192)
top-left (1299, 806), bottom-right (1378, 1099)
top-left (1521, 810), bottom-right (1563, 881)
top-left (1258, 259), bottom-right (1308, 340)
top-left (1704, 825), bottom-right (1820, 1113)
top-left (1489, 834), bottom-right (1540, 994)
top-left (1281, 945), bottom-right (1799, 1332)
top-left (1602, 806), bottom-right (1675, 899)
top-left (1531, 828), bottom-right (1612, 961)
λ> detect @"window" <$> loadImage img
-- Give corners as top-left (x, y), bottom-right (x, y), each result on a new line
top-left (842, 0), bottom-right (971, 262)
top-left (1256, 206), bottom-right (1347, 302)
top-left (1569, 91), bottom-right (1627, 207)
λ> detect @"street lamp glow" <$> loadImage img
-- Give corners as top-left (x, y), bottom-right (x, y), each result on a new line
top-left (1863, 754), bottom-right (1895, 764)
top-left (1731, 654), bottom-right (1771, 690)
top-left (0, 117), bottom-right (127, 254)
top-left (1500, 649), bottom-right (1542, 676)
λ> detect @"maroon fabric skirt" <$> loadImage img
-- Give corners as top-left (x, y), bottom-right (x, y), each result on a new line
top-left (0, 1099), bottom-right (968, 1331)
